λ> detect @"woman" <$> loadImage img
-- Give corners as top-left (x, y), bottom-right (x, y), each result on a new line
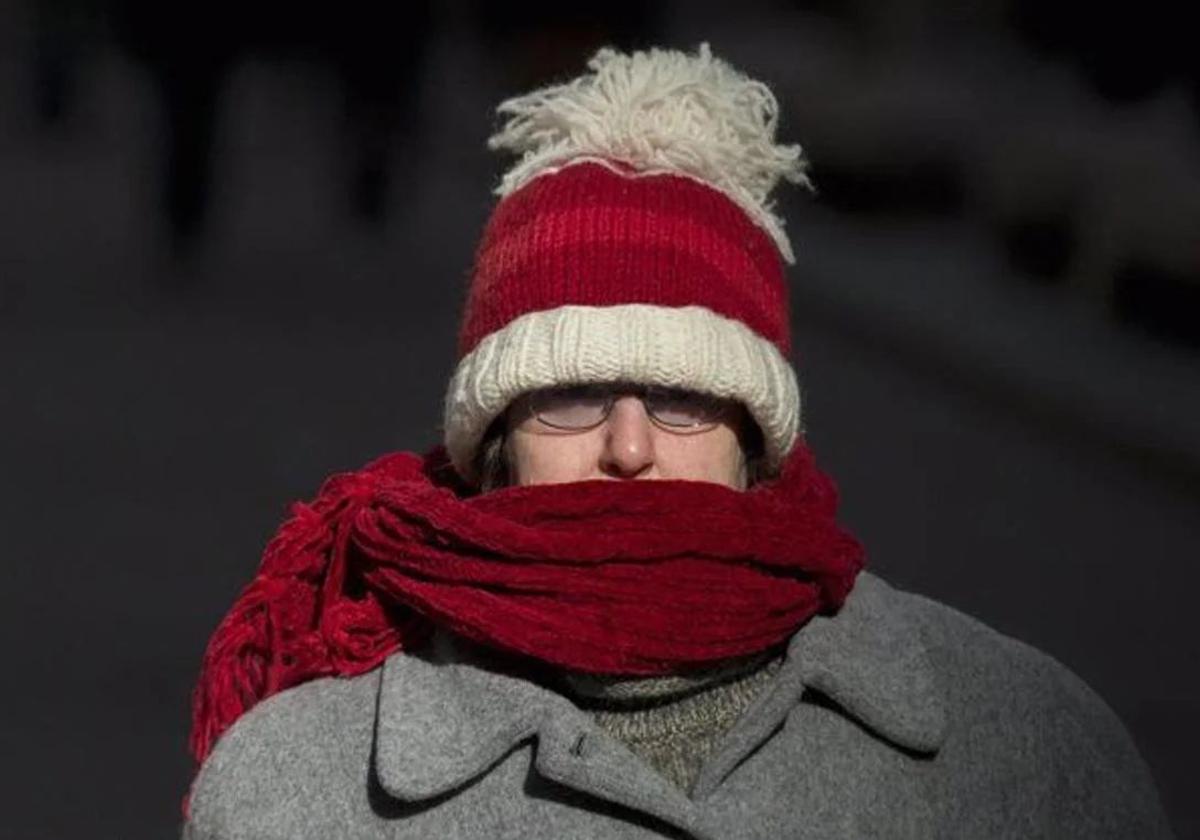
top-left (182, 44), bottom-right (1173, 839)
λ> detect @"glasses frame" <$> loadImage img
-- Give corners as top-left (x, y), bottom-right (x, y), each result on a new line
top-left (515, 382), bottom-right (739, 434)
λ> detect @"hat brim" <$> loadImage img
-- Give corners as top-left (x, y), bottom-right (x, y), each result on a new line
top-left (443, 303), bottom-right (801, 484)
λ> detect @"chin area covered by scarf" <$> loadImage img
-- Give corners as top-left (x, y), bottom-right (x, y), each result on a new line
top-left (186, 439), bottom-right (864, 781)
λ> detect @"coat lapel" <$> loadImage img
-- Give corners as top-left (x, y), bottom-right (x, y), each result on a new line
top-left (373, 573), bottom-right (947, 830)
top-left (791, 572), bottom-right (948, 755)
top-left (372, 629), bottom-right (704, 832)
top-left (690, 572), bottom-right (948, 797)
top-left (372, 630), bottom-right (548, 800)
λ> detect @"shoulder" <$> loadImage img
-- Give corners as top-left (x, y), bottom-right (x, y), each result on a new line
top-left (853, 573), bottom-right (1173, 838)
top-left (830, 571), bottom-right (1127, 751)
top-left (185, 668), bottom-right (383, 840)
top-left (867, 574), bottom-right (1123, 731)
top-left (860, 571), bottom-right (1135, 750)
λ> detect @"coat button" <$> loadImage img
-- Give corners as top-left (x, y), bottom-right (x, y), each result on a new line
top-left (569, 732), bottom-right (588, 757)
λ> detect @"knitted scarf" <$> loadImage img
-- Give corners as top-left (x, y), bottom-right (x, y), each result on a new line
top-left (188, 440), bottom-right (864, 771)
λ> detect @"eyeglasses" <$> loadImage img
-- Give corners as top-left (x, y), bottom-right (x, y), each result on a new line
top-left (515, 382), bottom-right (738, 432)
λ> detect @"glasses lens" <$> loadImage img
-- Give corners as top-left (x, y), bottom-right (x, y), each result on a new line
top-left (531, 385), bottom-right (611, 429)
top-left (644, 387), bottom-right (728, 427)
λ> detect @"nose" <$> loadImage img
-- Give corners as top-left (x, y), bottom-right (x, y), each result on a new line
top-left (599, 395), bottom-right (655, 479)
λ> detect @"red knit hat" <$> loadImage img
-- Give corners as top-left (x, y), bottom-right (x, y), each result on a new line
top-left (444, 44), bottom-right (813, 483)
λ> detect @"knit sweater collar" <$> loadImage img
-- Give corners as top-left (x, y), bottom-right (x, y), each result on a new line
top-left (373, 572), bottom-right (948, 811)
top-left (556, 646), bottom-right (784, 709)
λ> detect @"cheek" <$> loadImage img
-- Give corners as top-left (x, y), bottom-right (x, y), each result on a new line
top-left (507, 434), bottom-right (601, 485)
top-left (654, 430), bottom-right (745, 487)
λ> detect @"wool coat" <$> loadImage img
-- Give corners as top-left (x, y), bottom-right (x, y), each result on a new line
top-left (181, 572), bottom-right (1174, 839)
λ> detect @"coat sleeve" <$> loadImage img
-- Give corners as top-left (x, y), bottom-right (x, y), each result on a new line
top-left (180, 671), bottom-right (381, 840)
top-left (180, 820), bottom-right (217, 840)
top-left (1035, 661), bottom-right (1176, 840)
top-left (913, 589), bottom-right (1176, 840)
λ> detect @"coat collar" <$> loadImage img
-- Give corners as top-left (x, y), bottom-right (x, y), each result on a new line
top-left (373, 572), bottom-right (947, 805)
top-left (787, 571), bottom-right (948, 755)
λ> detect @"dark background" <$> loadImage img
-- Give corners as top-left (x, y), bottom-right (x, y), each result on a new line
top-left (2, 1), bottom-right (1198, 837)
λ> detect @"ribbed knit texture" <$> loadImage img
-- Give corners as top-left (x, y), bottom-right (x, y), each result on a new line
top-left (186, 443), bottom-right (865, 774)
top-left (441, 159), bottom-right (802, 484)
top-left (443, 303), bottom-right (801, 481)
top-left (443, 43), bottom-right (813, 485)
top-left (561, 651), bottom-right (785, 795)
top-left (459, 161), bottom-right (789, 358)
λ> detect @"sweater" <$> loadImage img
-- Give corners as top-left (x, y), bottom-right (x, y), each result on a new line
top-left (558, 649), bottom-right (785, 794)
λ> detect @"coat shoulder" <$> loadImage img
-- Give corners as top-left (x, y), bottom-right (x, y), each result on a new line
top-left (882, 577), bottom-right (1125, 728)
top-left (860, 573), bottom-right (1174, 838)
top-left (184, 668), bottom-right (383, 840)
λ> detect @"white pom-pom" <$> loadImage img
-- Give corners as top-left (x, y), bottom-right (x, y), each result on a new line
top-left (487, 43), bottom-right (812, 264)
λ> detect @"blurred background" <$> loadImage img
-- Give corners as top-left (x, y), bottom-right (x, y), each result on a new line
top-left (1, 0), bottom-right (1197, 836)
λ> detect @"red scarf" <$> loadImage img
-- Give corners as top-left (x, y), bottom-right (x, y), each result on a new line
top-left (188, 440), bottom-right (864, 771)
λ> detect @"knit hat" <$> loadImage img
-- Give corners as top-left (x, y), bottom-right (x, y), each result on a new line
top-left (443, 43), bottom-right (813, 484)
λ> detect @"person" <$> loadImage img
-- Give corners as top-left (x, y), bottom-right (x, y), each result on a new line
top-left (180, 44), bottom-right (1174, 839)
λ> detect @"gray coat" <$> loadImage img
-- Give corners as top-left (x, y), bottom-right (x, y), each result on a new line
top-left (182, 572), bottom-right (1174, 839)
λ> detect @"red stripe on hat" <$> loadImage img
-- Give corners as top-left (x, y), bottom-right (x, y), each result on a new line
top-left (459, 161), bottom-right (790, 357)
